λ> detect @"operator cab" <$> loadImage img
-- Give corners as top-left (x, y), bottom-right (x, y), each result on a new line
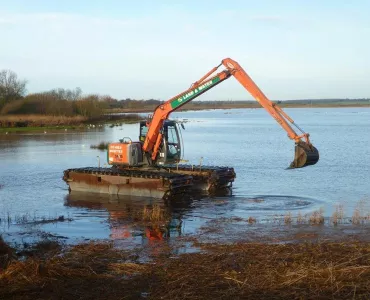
top-left (140, 120), bottom-right (182, 165)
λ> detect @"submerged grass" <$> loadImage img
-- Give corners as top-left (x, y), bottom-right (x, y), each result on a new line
top-left (90, 141), bottom-right (110, 150)
top-left (141, 204), bottom-right (170, 222)
top-left (0, 213), bottom-right (72, 226)
top-left (1, 239), bottom-right (370, 299)
top-left (246, 204), bottom-right (370, 226)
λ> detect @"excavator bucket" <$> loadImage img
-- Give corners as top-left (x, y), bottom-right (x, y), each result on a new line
top-left (289, 141), bottom-right (319, 169)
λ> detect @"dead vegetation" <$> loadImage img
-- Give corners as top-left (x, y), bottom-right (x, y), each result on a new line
top-left (1, 239), bottom-right (370, 299)
top-left (0, 114), bottom-right (86, 127)
top-left (0, 115), bottom-right (87, 127)
top-left (309, 209), bottom-right (325, 225)
top-left (0, 112), bottom-right (142, 129)
top-left (141, 204), bottom-right (170, 222)
top-left (247, 216), bottom-right (256, 224)
top-left (0, 241), bottom-right (149, 300)
top-left (245, 205), bottom-right (370, 226)
top-left (0, 236), bottom-right (16, 271)
top-left (331, 204), bottom-right (345, 225)
top-left (151, 242), bottom-right (370, 299)
top-left (90, 141), bottom-right (110, 150)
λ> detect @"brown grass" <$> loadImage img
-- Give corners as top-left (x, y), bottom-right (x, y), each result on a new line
top-left (0, 113), bottom-right (144, 128)
top-left (0, 241), bottom-right (149, 300)
top-left (247, 216), bottom-right (256, 224)
top-left (152, 242), bottom-right (370, 299)
top-left (141, 204), bottom-right (169, 222)
top-left (0, 114), bottom-right (87, 127)
top-left (296, 212), bottom-right (305, 224)
top-left (0, 236), bottom-right (15, 271)
top-left (284, 212), bottom-right (292, 224)
top-left (352, 209), bottom-right (366, 225)
top-left (2, 240), bottom-right (370, 299)
top-left (309, 209), bottom-right (325, 225)
top-left (351, 200), bottom-right (370, 225)
top-left (331, 204), bottom-right (345, 225)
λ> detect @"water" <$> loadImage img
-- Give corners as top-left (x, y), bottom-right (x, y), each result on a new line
top-left (1, 108), bottom-right (369, 246)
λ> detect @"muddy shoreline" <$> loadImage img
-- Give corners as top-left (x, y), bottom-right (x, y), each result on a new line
top-left (2, 220), bottom-right (370, 299)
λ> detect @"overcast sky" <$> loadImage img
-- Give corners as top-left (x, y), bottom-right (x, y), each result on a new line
top-left (1, 0), bottom-right (369, 100)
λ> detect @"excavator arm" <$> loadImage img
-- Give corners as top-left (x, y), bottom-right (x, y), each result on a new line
top-left (142, 58), bottom-right (319, 168)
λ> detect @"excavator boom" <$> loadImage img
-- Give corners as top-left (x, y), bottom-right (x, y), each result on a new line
top-left (221, 58), bottom-right (319, 168)
top-left (142, 70), bottom-right (231, 158)
top-left (143, 58), bottom-right (319, 168)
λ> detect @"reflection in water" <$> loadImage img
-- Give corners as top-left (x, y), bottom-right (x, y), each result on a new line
top-left (0, 128), bottom-right (104, 147)
top-left (63, 191), bottom-right (321, 249)
top-left (65, 192), bottom-right (193, 245)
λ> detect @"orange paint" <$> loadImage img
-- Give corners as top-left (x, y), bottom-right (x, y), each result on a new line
top-left (108, 143), bottom-right (129, 165)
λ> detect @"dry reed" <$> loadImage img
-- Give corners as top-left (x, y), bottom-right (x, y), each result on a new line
top-left (331, 204), bottom-right (345, 225)
top-left (284, 212), bottom-right (292, 224)
top-left (309, 209), bottom-right (325, 225)
top-left (2, 240), bottom-right (370, 299)
top-left (247, 216), bottom-right (256, 224)
top-left (141, 204), bottom-right (169, 222)
top-left (0, 114), bottom-right (86, 127)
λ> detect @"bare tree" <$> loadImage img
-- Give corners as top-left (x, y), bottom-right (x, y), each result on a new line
top-left (0, 70), bottom-right (27, 108)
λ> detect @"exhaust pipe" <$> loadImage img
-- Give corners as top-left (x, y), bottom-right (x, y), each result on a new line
top-left (289, 141), bottom-right (319, 169)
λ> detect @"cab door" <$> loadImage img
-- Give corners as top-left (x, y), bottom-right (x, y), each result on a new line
top-left (163, 122), bottom-right (182, 163)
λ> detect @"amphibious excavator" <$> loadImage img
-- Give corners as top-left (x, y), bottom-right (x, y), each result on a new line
top-left (63, 58), bottom-right (319, 199)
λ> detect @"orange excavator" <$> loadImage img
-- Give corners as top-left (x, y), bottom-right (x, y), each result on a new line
top-left (64, 58), bottom-right (319, 199)
top-left (108, 58), bottom-right (319, 169)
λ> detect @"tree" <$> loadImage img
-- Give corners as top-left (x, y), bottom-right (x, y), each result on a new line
top-left (47, 87), bottom-right (82, 101)
top-left (0, 70), bottom-right (27, 109)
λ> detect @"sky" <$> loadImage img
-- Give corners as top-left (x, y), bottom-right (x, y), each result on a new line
top-left (0, 0), bottom-right (369, 101)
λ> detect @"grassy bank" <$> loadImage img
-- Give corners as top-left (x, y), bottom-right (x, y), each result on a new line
top-left (1, 236), bottom-right (370, 299)
top-left (1, 101), bottom-right (369, 132)
top-left (0, 113), bottom-right (143, 132)
top-left (0, 114), bottom-right (87, 127)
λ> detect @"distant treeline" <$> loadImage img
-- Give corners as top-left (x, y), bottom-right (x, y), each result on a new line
top-left (1, 69), bottom-right (369, 120)
top-left (1, 88), bottom-right (109, 119)
top-left (4, 94), bottom-right (370, 117)
top-left (0, 70), bottom-right (109, 119)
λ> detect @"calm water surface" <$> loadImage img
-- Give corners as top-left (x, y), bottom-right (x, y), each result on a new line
top-left (0, 108), bottom-right (369, 245)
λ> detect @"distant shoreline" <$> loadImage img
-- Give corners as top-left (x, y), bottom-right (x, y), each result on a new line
top-left (1, 104), bottom-right (369, 132)
top-left (108, 102), bottom-right (370, 114)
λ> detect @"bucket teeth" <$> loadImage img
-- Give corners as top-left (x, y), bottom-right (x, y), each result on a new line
top-left (290, 141), bottom-right (319, 169)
